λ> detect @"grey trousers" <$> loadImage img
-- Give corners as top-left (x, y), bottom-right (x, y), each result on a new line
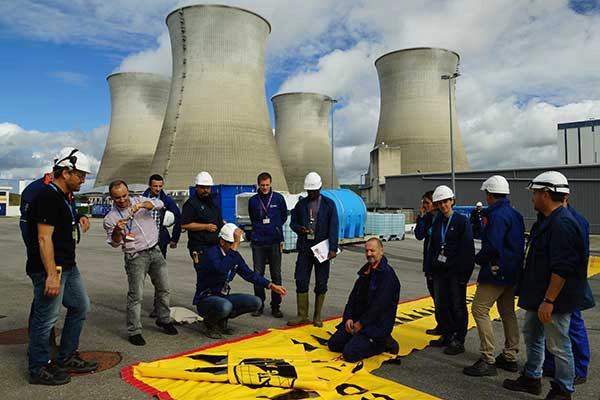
top-left (123, 247), bottom-right (170, 336)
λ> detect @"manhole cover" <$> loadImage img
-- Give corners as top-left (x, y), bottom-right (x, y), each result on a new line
top-left (0, 327), bottom-right (60, 345)
top-left (70, 351), bottom-right (122, 376)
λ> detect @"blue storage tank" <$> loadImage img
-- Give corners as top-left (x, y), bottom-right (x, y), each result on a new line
top-left (321, 189), bottom-right (366, 239)
top-left (189, 184), bottom-right (256, 224)
top-left (91, 204), bottom-right (111, 217)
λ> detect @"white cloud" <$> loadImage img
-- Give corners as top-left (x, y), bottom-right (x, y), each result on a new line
top-left (48, 70), bottom-right (89, 87)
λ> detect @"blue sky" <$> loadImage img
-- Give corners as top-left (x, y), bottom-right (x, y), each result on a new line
top-left (1, 0), bottom-right (600, 190)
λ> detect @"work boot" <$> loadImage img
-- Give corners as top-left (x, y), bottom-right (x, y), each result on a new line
top-left (429, 336), bottom-right (451, 347)
top-left (313, 293), bottom-right (326, 327)
top-left (156, 320), bottom-right (179, 335)
top-left (503, 374), bottom-right (542, 395)
top-left (271, 307), bottom-right (283, 318)
top-left (425, 326), bottom-right (442, 335)
top-left (495, 353), bottom-right (518, 372)
top-left (57, 352), bottom-right (99, 374)
top-left (29, 364), bottom-right (71, 386)
top-left (128, 334), bottom-right (146, 346)
top-left (385, 335), bottom-right (400, 354)
top-left (545, 381), bottom-right (572, 400)
top-left (204, 321), bottom-right (223, 339)
top-left (287, 293), bottom-right (311, 326)
top-left (463, 359), bottom-right (497, 377)
top-left (218, 319), bottom-right (234, 335)
top-left (251, 305), bottom-right (263, 317)
top-left (444, 340), bottom-right (465, 355)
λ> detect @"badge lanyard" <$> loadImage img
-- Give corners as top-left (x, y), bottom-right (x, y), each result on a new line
top-left (49, 183), bottom-right (78, 241)
top-left (116, 208), bottom-right (134, 233)
top-left (259, 191), bottom-right (274, 222)
top-left (440, 212), bottom-right (454, 251)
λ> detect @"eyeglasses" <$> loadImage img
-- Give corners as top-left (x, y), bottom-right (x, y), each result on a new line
top-left (70, 170), bottom-right (86, 180)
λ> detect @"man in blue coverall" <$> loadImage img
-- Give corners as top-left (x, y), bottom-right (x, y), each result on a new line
top-left (328, 238), bottom-right (400, 362)
top-left (503, 171), bottom-right (595, 400)
top-left (193, 223), bottom-right (287, 339)
top-left (287, 172), bottom-right (339, 328)
top-left (248, 172), bottom-right (288, 318)
top-left (464, 175), bottom-right (524, 377)
top-left (542, 193), bottom-right (593, 385)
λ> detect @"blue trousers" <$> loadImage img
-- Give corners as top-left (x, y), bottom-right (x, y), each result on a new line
top-left (328, 328), bottom-right (385, 362)
top-left (28, 267), bottom-right (90, 376)
top-left (433, 271), bottom-right (468, 342)
top-left (251, 243), bottom-right (282, 309)
top-left (294, 249), bottom-right (330, 294)
top-left (543, 311), bottom-right (590, 378)
top-left (196, 293), bottom-right (262, 325)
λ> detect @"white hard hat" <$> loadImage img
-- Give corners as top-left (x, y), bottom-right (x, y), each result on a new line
top-left (304, 171), bottom-right (322, 190)
top-left (527, 171), bottom-right (570, 194)
top-left (481, 175), bottom-right (510, 194)
top-left (476, 201), bottom-right (483, 207)
top-left (218, 223), bottom-right (243, 243)
top-left (53, 147), bottom-right (92, 174)
top-left (163, 210), bottom-right (175, 227)
top-left (432, 185), bottom-right (454, 202)
top-left (194, 171), bottom-right (214, 186)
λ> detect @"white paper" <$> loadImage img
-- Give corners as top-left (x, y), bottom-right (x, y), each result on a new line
top-left (310, 239), bottom-right (341, 263)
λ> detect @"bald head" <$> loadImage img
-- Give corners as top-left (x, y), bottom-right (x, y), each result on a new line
top-left (365, 238), bottom-right (384, 265)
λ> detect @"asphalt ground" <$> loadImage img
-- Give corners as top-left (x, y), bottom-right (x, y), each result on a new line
top-left (0, 217), bottom-right (598, 400)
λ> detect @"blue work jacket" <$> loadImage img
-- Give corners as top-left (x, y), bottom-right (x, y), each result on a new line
top-left (339, 256), bottom-right (401, 339)
top-left (414, 212), bottom-right (439, 273)
top-left (142, 188), bottom-right (182, 246)
top-left (518, 206), bottom-right (594, 313)
top-left (192, 245), bottom-right (270, 305)
top-left (248, 190), bottom-right (288, 246)
top-left (427, 211), bottom-right (475, 282)
top-left (475, 198), bottom-right (525, 286)
top-left (567, 205), bottom-right (595, 309)
top-left (290, 195), bottom-right (339, 252)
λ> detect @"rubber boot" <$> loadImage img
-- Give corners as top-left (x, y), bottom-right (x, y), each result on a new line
top-left (287, 293), bottom-right (310, 326)
top-left (313, 293), bottom-right (326, 327)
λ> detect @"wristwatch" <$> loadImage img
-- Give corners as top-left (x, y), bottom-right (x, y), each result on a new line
top-left (543, 298), bottom-right (555, 305)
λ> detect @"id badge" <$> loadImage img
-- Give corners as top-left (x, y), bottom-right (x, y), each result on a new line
top-left (307, 233), bottom-right (315, 240)
top-left (437, 254), bottom-right (447, 263)
top-left (262, 218), bottom-right (270, 224)
top-left (125, 232), bottom-right (136, 242)
top-left (221, 282), bottom-right (230, 295)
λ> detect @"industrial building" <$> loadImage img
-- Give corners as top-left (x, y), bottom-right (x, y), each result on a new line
top-left (150, 5), bottom-right (288, 191)
top-left (95, 72), bottom-right (171, 187)
top-left (362, 47), bottom-right (470, 207)
top-left (557, 118), bottom-right (600, 165)
top-left (375, 164), bottom-right (600, 234)
top-left (272, 92), bottom-right (338, 192)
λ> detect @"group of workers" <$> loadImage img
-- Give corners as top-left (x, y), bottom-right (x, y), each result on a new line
top-left (19, 147), bottom-right (595, 399)
top-left (415, 172), bottom-right (594, 400)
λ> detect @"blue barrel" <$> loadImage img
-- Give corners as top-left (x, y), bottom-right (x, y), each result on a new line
top-left (0, 203), bottom-right (6, 216)
top-left (321, 189), bottom-right (367, 239)
top-left (189, 184), bottom-right (256, 224)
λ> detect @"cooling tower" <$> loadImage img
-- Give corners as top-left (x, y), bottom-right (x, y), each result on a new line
top-left (151, 5), bottom-right (288, 190)
top-left (374, 47), bottom-right (469, 173)
top-left (272, 92), bottom-right (338, 193)
top-left (95, 72), bottom-right (171, 187)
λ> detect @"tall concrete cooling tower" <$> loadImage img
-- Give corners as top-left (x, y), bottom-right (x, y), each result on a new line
top-left (151, 5), bottom-right (288, 190)
top-left (272, 92), bottom-right (338, 193)
top-left (374, 47), bottom-right (469, 173)
top-left (95, 72), bottom-right (170, 187)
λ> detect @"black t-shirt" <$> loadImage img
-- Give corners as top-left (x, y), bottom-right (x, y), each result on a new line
top-left (181, 193), bottom-right (223, 250)
top-left (26, 184), bottom-right (76, 275)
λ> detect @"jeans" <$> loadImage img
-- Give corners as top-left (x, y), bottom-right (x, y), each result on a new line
top-left (328, 328), bottom-right (386, 362)
top-left (195, 293), bottom-right (262, 325)
top-left (28, 266), bottom-right (90, 376)
top-left (433, 271), bottom-right (467, 342)
top-left (523, 310), bottom-right (574, 393)
top-left (472, 283), bottom-right (519, 363)
top-left (251, 243), bottom-right (282, 309)
top-left (123, 247), bottom-right (171, 336)
top-left (544, 311), bottom-right (590, 378)
top-left (295, 249), bottom-right (330, 294)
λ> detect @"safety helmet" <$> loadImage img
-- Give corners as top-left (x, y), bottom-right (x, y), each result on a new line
top-left (432, 185), bottom-right (454, 202)
top-left (527, 171), bottom-right (569, 194)
top-left (53, 147), bottom-right (92, 174)
top-left (481, 175), bottom-right (510, 194)
top-left (194, 171), bottom-right (214, 186)
top-left (476, 201), bottom-right (483, 207)
top-left (163, 210), bottom-right (175, 227)
top-left (218, 223), bottom-right (243, 243)
top-left (304, 171), bottom-right (322, 190)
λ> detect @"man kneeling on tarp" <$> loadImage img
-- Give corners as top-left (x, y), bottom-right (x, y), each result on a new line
top-left (328, 238), bottom-right (401, 362)
top-left (193, 223), bottom-right (287, 339)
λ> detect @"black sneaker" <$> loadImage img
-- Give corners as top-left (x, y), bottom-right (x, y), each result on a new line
top-left (385, 335), bottom-right (399, 354)
top-left (463, 359), bottom-right (497, 377)
top-left (271, 308), bottom-right (283, 318)
top-left (251, 306), bottom-right (264, 317)
top-left (29, 364), bottom-right (71, 385)
top-left (503, 374), bottom-right (542, 395)
top-left (129, 334), bottom-right (146, 346)
top-left (156, 320), bottom-right (178, 335)
top-left (495, 353), bottom-right (518, 372)
top-left (57, 353), bottom-right (99, 373)
top-left (545, 381), bottom-right (572, 400)
top-left (425, 327), bottom-right (442, 335)
top-left (429, 337), bottom-right (451, 347)
top-left (444, 340), bottom-right (465, 356)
